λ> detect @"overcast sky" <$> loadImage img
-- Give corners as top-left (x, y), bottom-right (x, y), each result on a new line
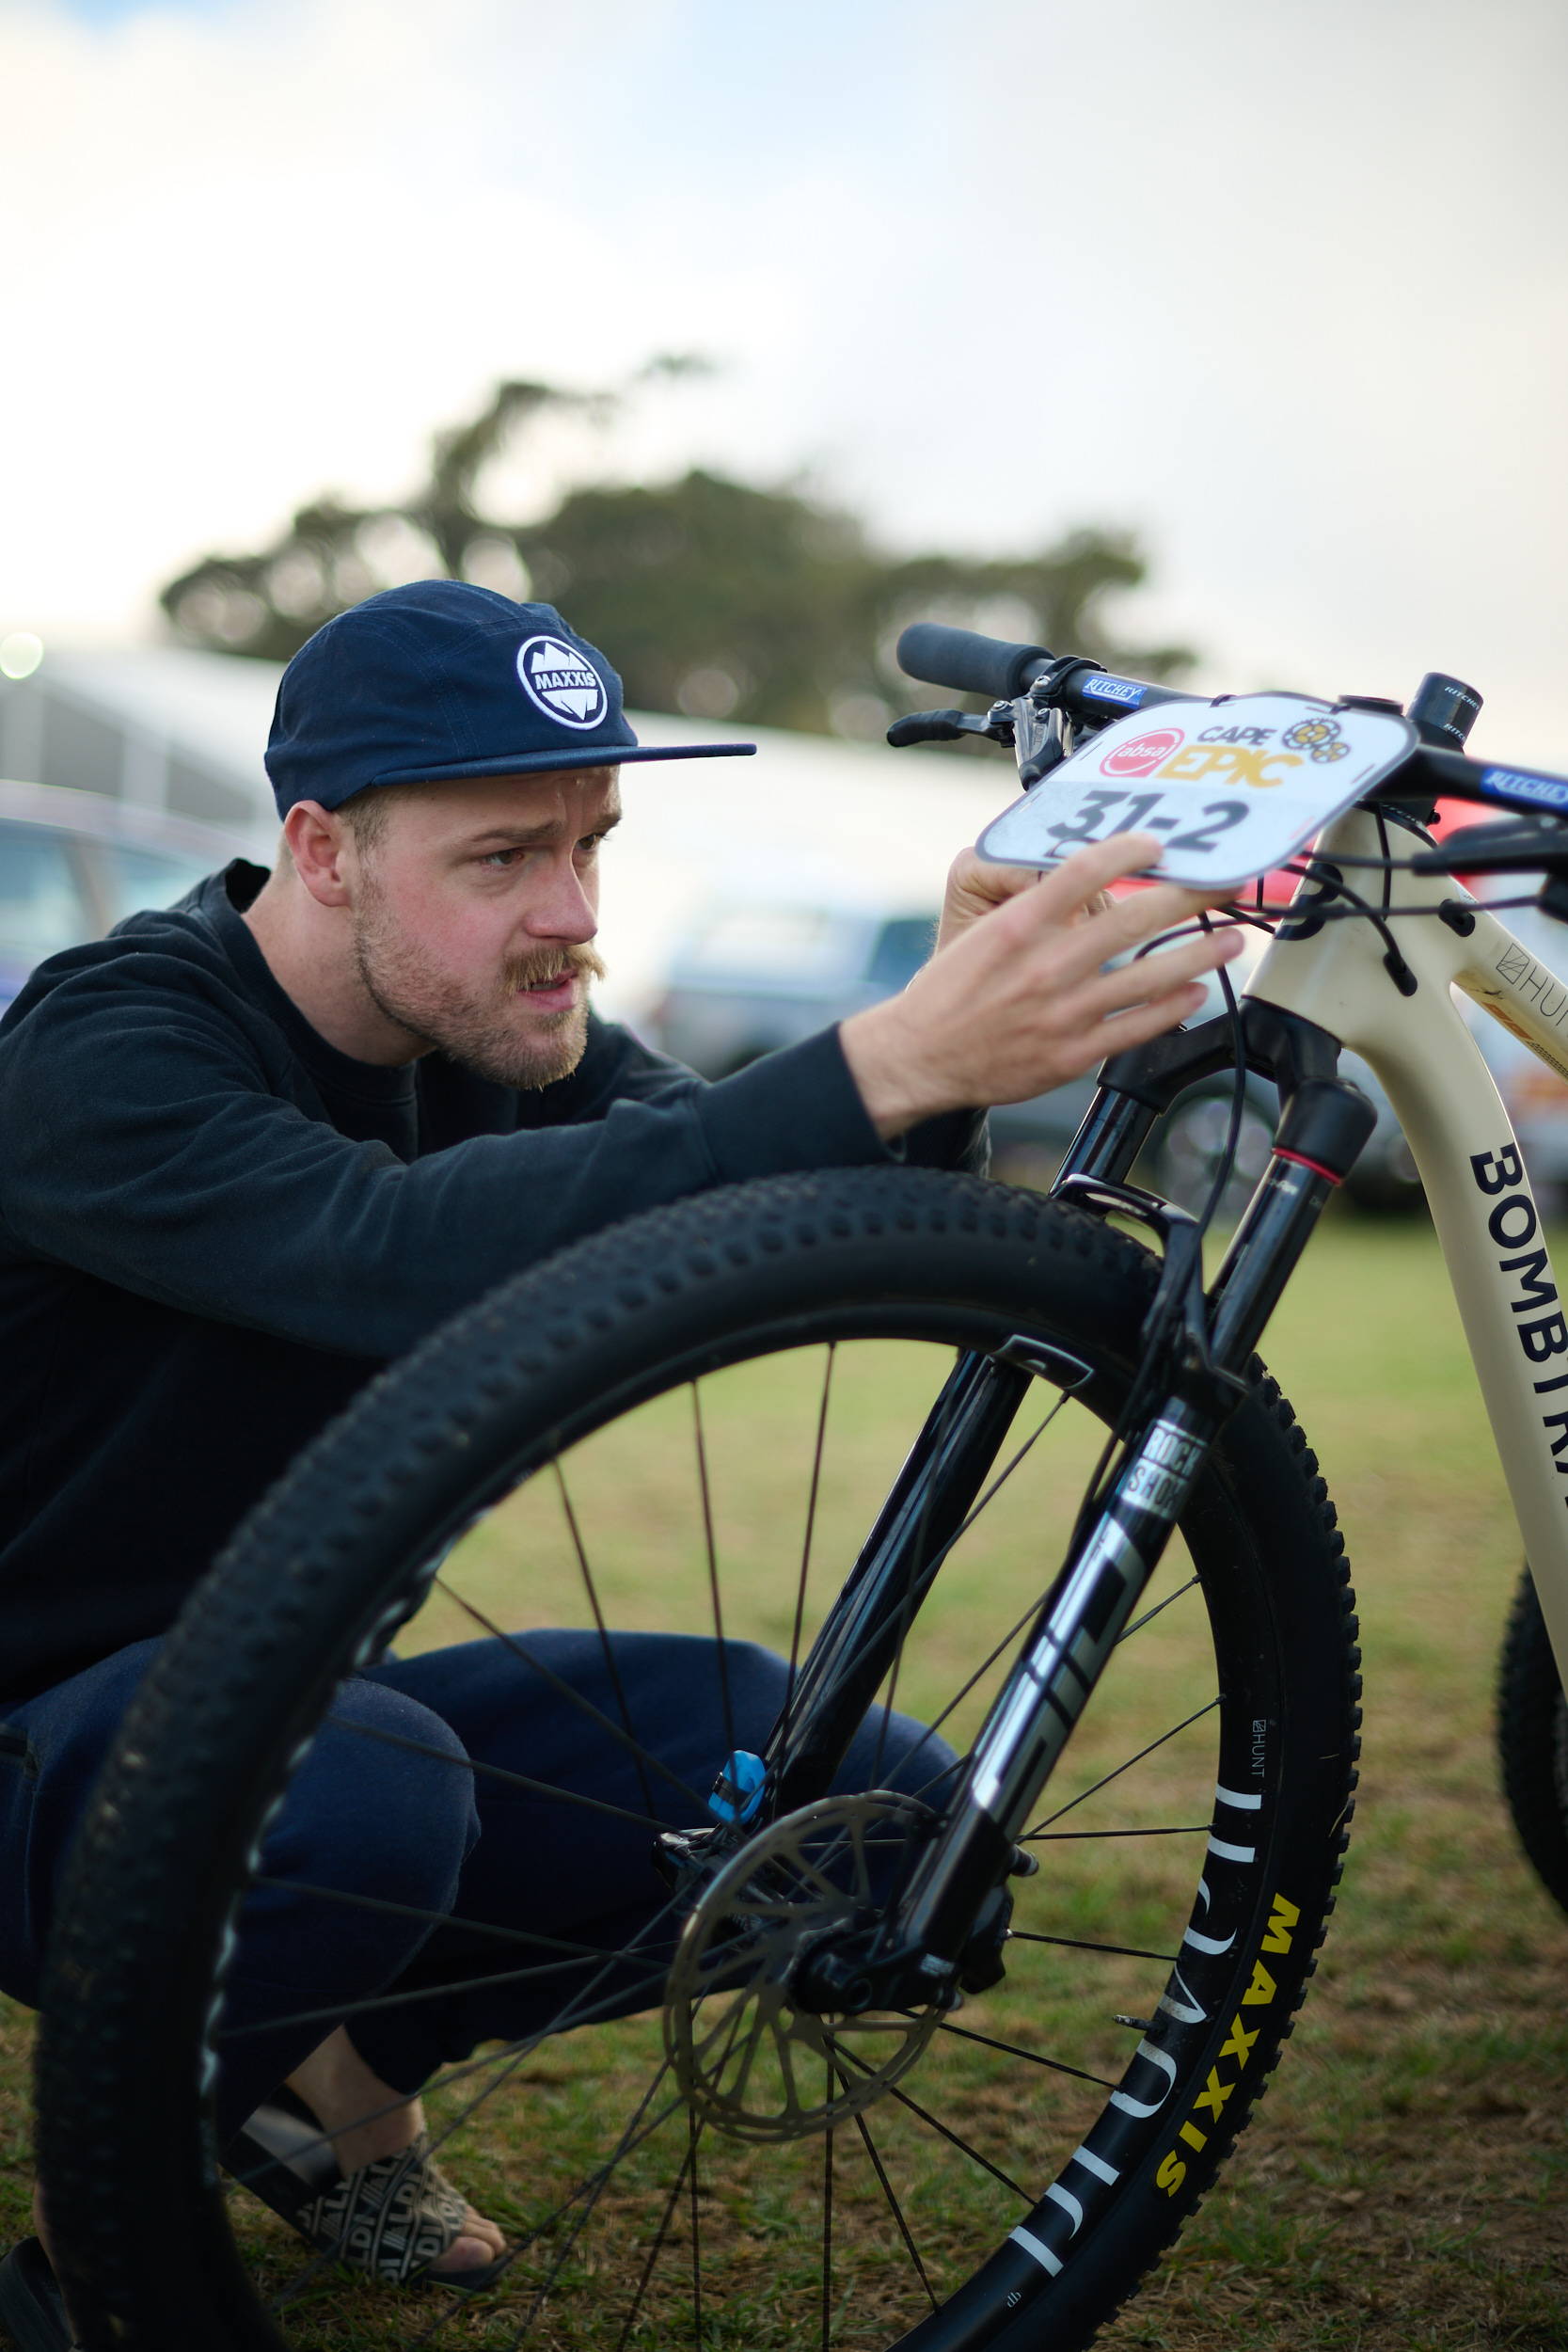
top-left (6, 0), bottom-right (1566, 761)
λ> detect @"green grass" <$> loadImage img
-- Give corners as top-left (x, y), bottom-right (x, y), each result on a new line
top-left (4, 1212), bottom-right (1567, 2349)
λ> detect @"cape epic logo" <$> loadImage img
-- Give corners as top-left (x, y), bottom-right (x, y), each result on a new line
top-left (515, 635), bottom-right (608, 731)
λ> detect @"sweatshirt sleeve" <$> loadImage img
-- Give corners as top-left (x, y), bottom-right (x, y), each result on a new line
top-left (0, 955), bottom-right (975, 1361)
top-left (551, 1014), bottom-right (989, 1175)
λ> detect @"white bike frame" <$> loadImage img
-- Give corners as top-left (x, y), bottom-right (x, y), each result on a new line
top-left (1243, 804), bottom-right (1568, 1683)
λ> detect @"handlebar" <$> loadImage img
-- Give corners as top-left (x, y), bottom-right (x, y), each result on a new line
top-left (895, 624), bottom-right (1056, 703)
top-left (894, 621), bottom-right (1568, 842)
top-left (895, 621), bottom-right (1196, 726)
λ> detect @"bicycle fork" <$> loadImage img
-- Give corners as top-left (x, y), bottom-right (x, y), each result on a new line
top-left (760, 1047), bottom-right (1376, 2014)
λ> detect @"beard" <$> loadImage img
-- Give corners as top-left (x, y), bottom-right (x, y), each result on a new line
top-left (352, 890), bottom-right (609, 1090)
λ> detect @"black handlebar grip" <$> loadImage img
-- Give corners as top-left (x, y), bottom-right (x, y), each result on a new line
top-left (895, 623), bottom-right (1052, 701)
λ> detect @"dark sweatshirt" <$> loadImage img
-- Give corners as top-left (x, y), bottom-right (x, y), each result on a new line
top-left (0, 863), bottom-right (983, 1706)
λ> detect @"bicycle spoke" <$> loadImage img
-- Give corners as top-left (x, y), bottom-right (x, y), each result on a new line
top-left (703, 1989), bottom-right (763, 2110)
top-left (324, 1708), bottom-right (683, 1833)
top-left (401, 1994), bottom-right (695, 2344)
top-left (812, 2049), bottom-right (943, 2322)
top-left (612, 2134), bottom-right (695, 2352)
top-left (221, 1950), bottom-right (670, 2044)
top-left (691, 1969), bottom-right (771, 2060)
top-left (412, 2076), bottom-right (690, 2349)
top-left (906, 1502), bottom-right (1200, 1809)
top-left (1118, 1574), bottom-right (1200, 1644)
top-left (1023, 1822), bottom-right (1210, 1841)
top-left (385, 1898), bottom-right (687, 2143)
top-left (239, 1868), bottom-right (667, 1963)
top-left (871, 1356), bottom-right (966, 1782)
top-left (783, 1342), bottom-right (835, 1735)
top-left (844, 2089), bottom-right (937, 2313)
top-left (827, 1387), bottom-right (1075, 1788)
top-left (553, 1455), bottom-right (657, 1822)
top-left (429, 1576), bottom-right (710, 1811)
top-left (411, 1894), bottom-right (691, 2207)
top-left (503, 2053), bottom-right (687, 2349)
top-left (930, 2015), bottom-right (1117, 2089)
top-left (234, 1891), bottom-right (686, 2079)
top-left (724, 1990), bottom-right (774, 2112)
top-left (260, 2027), bottom-right (687, 2332)
top-left (688, 2106), bottom-right (704, 2349)
top-left (815, 2016), bottom-right (926, 2038)
top-left (828, 2038), bottom-right (1033, 2201)
top-left (1026, 1697), bottom-right (1221, 1836)
top-left (821, 2056), bottom-right (834, 2352)
top-left (691, 1380), bottom-right (736, 1765)
top-left (893, 1415), bottom-right (1093, 1788)
top-left (1006, 1930), bottom-right (1179, 1964)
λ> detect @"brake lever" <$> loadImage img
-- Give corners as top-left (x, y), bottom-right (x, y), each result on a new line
top-left (886, 707), bottom-right (1015, 750)
top-left (1408, 814), bottom-right (1568, 877)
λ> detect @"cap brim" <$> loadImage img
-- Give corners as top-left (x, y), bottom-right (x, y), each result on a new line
top-left (375, 740), bottom-right (756, 787)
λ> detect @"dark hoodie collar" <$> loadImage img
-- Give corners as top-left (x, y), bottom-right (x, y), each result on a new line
top-left (205, 862), bottom-right (416, 1109)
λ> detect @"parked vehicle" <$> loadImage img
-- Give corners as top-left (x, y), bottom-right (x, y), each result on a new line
top-left (647, 892), bottom-right (1421, 1211)
top-left (0, 780), bottom-right (250, 1015)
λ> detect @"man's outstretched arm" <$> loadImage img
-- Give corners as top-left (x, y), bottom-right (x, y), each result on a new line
top-left (840, 834), bottom-right (1240, 1142)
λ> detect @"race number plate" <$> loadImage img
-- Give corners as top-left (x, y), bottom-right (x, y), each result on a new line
top-left (977, 693), bottom-right (1418, 890)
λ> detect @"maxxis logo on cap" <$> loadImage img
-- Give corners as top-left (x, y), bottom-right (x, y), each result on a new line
top-left (516, 635), bottom-right (608, 731)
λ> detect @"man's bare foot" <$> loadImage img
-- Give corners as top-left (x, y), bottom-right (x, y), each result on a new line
top-left (286, 2028), bottom-right (503, 2279)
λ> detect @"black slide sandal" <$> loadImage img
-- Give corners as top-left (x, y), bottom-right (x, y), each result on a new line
top-left (224, 2090), bottom-right (509, 2294)
top-left (0, 2238), bottom-right (76, 2352)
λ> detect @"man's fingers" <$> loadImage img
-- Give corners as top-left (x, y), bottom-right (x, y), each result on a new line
top-left (949, 849), bottom-right (1042, 903)
top-left (1026, 833), bottom-right (1169, 917)
top-left (1081, 925), bottom-right (1244, 1017)
top-left (997, 886), bottom-right (1231, 1005)
top-left (1067, 931), bottom-right (1241, 1035)
top-left (1095, 880), bottom-right (1214, 952)
top-left (1090, 981), bottom-right (1214, 1058)
top-left (1034, 977), bottom-right (1211, 1089)
top-left (1006, 840), bottom-right (1212, 957)
top-left (1035, 930), bottom-right (1242, 1045)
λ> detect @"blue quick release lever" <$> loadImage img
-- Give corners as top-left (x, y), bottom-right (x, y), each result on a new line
top-left (708, 1750), bottom-right (768, 1825)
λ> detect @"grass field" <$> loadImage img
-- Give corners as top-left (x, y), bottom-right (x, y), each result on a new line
top-left (3, 1212), bottom-right (1566, 2350)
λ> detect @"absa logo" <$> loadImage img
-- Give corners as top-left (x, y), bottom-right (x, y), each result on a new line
top-left (1102, 727), bottom-right (1183, 778)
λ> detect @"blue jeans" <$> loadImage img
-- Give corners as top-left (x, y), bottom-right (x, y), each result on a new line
top-left (0, 1629), bottom-right (950, 2139)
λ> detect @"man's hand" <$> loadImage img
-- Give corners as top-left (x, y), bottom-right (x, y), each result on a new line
top-left (935, 846), bottom-right (1065, 950)
top-left (840, 834), bottom-right (1243, 1142)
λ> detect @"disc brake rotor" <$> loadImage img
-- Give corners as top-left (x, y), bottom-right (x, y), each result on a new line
top-left (663, 1790), bottom-right (944, 2143)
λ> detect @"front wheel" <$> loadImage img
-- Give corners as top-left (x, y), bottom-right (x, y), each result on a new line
top-left (40, 1168), bottom-right (1360, 2352)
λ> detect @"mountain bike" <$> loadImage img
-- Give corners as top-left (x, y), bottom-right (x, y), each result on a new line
top-left (32, 623), bottom-right (1568, 2352)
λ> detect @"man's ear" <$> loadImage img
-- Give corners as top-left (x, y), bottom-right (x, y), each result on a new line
top-left (284, 803), bottom-right (354, 909)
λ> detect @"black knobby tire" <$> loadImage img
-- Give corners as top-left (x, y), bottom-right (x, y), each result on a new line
top-left (1497, 1565), bottom-right (1568, 1916)
top-left (38, 1168), bottom-right (1361, 2352)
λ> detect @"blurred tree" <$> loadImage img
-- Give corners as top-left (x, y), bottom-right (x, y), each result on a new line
top-left (159, 373), bottom-right (1194, 737)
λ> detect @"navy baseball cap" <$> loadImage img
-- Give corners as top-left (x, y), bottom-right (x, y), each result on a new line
top-left (264, 579), bottom-right (755, 817)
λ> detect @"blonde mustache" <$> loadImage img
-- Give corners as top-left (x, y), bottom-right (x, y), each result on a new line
top-left (507, 944), bottom-right (608, 990)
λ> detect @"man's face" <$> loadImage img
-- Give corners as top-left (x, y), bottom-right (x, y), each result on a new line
top-left (346, 768), bottom-right (618, 1089)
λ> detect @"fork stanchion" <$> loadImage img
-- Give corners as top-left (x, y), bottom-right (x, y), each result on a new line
top-left (1207, 1079), bottom-right (1378, 1374)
